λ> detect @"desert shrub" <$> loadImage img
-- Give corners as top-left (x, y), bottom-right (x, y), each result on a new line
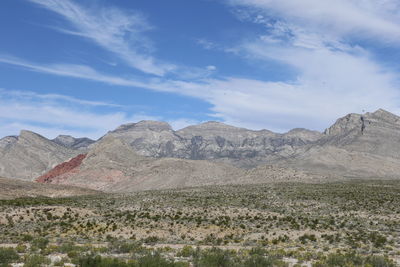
top-left (313, 253), bottom-right (395, 267)
top-left (58, 242), bottom-right (78, 253)
top-left (108, 240), bottom-right (145, 254)
top-left (22, 234), bottom-right (34, 242)
top-left (243, 254), bottom-right (287, 267)
top-left (365, 255), bottom-right (396, 267)
top-left (0, 248), bottom-right (19, 266)
top-left (32, 237), bottom-right (49, 251)
top-left (299, 234), bottom-right (317, 244)
top-left (136, 252), bottom-right (188, 267)
top-left (177, 246), bottom-right (196, 257)
top-left (78, 253), bottom-right (187, 267)
top-left (15, 244), bottom-right (27, 253)
top-left (142, 236), bottom-right (159, 245)
top-left (369, 232), bottom-right (387, 248)
top-left (24, 254), bottom-right (51, 267)
top-left (79, 255), bottom-right (129, 267)
top-left (193, 247), bottom-right (238, 267)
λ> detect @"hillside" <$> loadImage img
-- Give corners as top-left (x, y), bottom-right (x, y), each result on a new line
top-left (36, 136), bottom-right (319, 192)
top-left (2, 109), bottom-right (400, 186)
top-left (0, 176), bottom-right (98, 200)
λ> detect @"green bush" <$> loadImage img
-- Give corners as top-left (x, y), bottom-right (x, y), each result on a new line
top-left (0, 248), bottom-right (19, 266)
top-left (177, 246), bottom-right (195, 257)
top-left (22, 234), bottom-right (34, 242)
top-left (243, 255), bottom-right (285, 267)
top-left (78, 253), bottom-right (188, 267)
top-left (79, 255), bottom-right (129, 267)
top-left (24, 254), bottom-right (51, 267)
top-left (366, 255), bottom-right (396, 267)
top-left (136, 253), bottom-right (188, 267)
top-left (108, 240), bottom-right (145, 254)
top-left (193, 247), bottom-right (237, 267)
top-left (313, 253), bottom-right (395, 267)
top-left (32, 237), bottom-right (49, 251)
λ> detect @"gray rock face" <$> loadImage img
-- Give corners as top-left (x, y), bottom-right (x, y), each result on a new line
top-left (2, 108), bottom-right (400, 183)
top-left (39, 136), bottom-right (319, 193)
top-left (53, 135), bottom-right (95, 150)
top-left (0, 131), bottom-right (78, 180)
top-left (0, 136), bottom-right (18, 150)
top-left (320, 109), bottom-right (400, 159)
top-left (105, 120), bottom-right (322, 167)
top-left (101, 109), bottom-right (400, 179)
top-left (275, 109), bottom-right (400, 178)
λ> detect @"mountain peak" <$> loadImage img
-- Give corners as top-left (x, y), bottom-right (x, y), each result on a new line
top-left (18, 130), bottom-right (48, 143)
top-left (179, 121), bottom-right (247, 133)
top-left (113, 120), bottom-right (172, 133)
top-left (54, 135), bottom-right (75, 143)
top-left (371, 108), bottom-right (392, 115)
top-left (53, 135), bottom-right (95, 150)
top-left (0, 136), bottom-right (18, 149)
top-left (369, 109), bottom-right (399, 122)
top-left (324, 113), bottom-right (363, 136)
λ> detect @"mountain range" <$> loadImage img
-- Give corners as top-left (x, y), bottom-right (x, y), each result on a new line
top-left (1, 109), bottom-right (399, 193)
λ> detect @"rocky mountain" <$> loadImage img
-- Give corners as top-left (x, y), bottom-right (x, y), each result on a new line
top-left (0, 176), bottom-right (98, 199)
top-left (0, 131), bottom-right (78, 180)
top-left (2, 108), bottom-right (400, 186)
top-left (105, 120), bottom-right (322, 168)
top-left (53, 135), bottom-right (95, 150)
top-left (274, 109), bottom-right (400, 178)
top-left (36, 136), bottom-right (318, 192)
top-left (321, 109), bottom-right (400, 158)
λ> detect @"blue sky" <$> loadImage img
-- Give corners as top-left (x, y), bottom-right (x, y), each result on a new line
top-left (1, 0), bottom-right (400, 139)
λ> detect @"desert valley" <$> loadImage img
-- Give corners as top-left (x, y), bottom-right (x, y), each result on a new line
top-left (0, 109), bottom-right (399, 266)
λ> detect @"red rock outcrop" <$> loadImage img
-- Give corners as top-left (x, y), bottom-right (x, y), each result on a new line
top-left (36, 154), bottom-right (87, 183)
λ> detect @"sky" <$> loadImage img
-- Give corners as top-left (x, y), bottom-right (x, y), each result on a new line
top-left (1, 0), bottom-right (400, 139)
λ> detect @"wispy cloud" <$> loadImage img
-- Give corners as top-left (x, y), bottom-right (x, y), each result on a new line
top-left (0, 88), bottom-right (199, 139)
top-left (2, 0), bottom-right (400, 134)
top-left (229, 0), bottom-right (400, 43)
top-left (27, 0), bottom-right (175, 76)
top-left (1, 53), bottom-right (399, 132)
top-left (0, 55), bottom-right (154, 89)
top-left (0, 89), bottom-right (123, 108)
top-left (0, 90), bottom-right (136, 138)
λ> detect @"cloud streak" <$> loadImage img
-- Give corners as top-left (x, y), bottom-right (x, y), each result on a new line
top-left (28, 0), bottom-right (175, 76)
top-left (1, 52), bottom-right (399, 132)
top-left (0, 88), bottom-right (200, 139)
top-left (2, 1), bottom-right (400, 134)
top-left (229, 0), bottom-right (400, 43)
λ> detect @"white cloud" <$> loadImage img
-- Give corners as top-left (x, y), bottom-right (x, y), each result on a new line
top-left (0, 89), bottom-right (123, 108)
top-left (5, 0), bottom-right (400, 133)
top-left (196, 39), bottom-right (218, 50)
top-left (28, 0), bottom-right (175, 76)
top-left (168, 118), bottom-right (201, 131)
top-left (0, 88), bottom-right (201, 139)
top-left (229, 0), bottom-right (400, 43)
top-left (206, 65), bottom-right (217, 71)
top-left (0, 89), bottom-right (157, 139)
top-left (0, 56), bottom-right (159, 90)
top-left (198, 0), bottom-right (400, 130)
top-left (2, 52), bottom-right (399, 132)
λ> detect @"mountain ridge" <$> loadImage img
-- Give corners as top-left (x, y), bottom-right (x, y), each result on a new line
top-left (1, 109), bottom-right (400, 186)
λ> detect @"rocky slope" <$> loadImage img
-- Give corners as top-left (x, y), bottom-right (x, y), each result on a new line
top-left (105, 120), bottom-right (322, 168)
top-left (2, 108), bottom-right (400, 184)
top-left (274, 109), bottom-right (400, 178)
top-left (0, 176), bottom-right (98, 199)
top-left (321, 109), bottom-right (400, 158)
top-left (0, 131), bottom-right (79, 181)
top-left (53, 135), bottom-right (95, 150)
top-left (36, 136), bottom-right (317, 192)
